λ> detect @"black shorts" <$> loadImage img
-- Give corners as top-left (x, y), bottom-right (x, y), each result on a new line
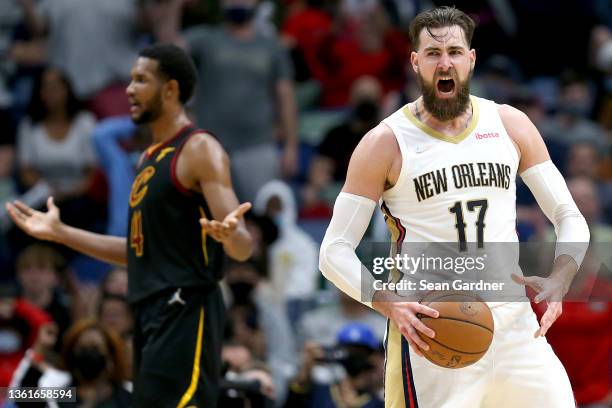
top-left (132, 285), bottom-right (225, 408)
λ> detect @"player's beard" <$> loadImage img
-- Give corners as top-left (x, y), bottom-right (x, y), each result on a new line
top-left (133, 88), bottom-right (164, 124)
top-left (418, 68), bottom-right (472, 121)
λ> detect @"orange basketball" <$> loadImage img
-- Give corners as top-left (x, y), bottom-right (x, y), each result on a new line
top-left (417, 291), bottom-right (494, 369)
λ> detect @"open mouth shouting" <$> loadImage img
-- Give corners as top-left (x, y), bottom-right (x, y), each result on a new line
top-left (435, 74), bottom-right (456, 98)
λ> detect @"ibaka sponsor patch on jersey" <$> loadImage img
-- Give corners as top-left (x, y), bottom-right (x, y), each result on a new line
top-left (475, 132), bottom-right (500, 140)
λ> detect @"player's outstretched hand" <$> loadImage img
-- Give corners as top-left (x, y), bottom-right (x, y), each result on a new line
top-left (199, 202), bottom-right (251, 243)
top-left (511, 273), bottom-right (564, 338)
top-left (5, 197), bottom-right (62, 242)
top-left (373, 292), bottom-right (439, 357)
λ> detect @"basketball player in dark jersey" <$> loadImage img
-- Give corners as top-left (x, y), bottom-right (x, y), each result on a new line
top-left (6, 44), bottom-right (254, 407)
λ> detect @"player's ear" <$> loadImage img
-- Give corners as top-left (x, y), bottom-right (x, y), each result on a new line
top-left (410, 51), bottom-right (419, 74)
top-left (165, 79), bottom-right (180, 101)
top-left (470, 49), bottom-right (476, 70)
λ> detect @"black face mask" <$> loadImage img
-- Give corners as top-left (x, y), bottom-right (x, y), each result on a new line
top-left (229, 282), bottom-right (255, 304)
top-left (223, 6), bottom-right (256, 25)
top-left (353, 100), bottom-right (379, 123)
top-left (72, 347), bottom-right (107, 381)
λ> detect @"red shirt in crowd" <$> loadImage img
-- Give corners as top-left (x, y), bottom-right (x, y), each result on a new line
top-left (282, 7), bottom-right (333, 81)
top-left (533, 276), bottom-right (612, 404)
top-left (317, 30), bottom-right (408, 107)
top-left (0, 299), bottom-right (51, 387)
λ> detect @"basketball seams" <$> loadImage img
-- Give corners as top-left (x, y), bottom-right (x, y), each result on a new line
top-left (423, 335), bottom-right (489, 355)
top-left (421, 315), bottom-right (494, 334)
top-left (419, 324), bottom-right (492, 355)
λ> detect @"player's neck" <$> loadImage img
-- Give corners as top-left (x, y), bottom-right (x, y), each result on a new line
top-left (414, 97), bottom-right (473, 133)
top-left (149, 109), bottom-right (191, 144)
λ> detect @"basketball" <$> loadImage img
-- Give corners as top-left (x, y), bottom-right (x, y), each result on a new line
top-left (417, 291), bottom-right (494, 369)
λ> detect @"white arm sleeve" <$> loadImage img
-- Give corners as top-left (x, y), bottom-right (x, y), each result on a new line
top-left (520, 160), bottom-right (590, 267)
top-left (319, 192), bottom-right (377, 308)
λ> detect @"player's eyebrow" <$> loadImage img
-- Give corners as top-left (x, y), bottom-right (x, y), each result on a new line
top-left (422, 45), bottom-right (465, 52)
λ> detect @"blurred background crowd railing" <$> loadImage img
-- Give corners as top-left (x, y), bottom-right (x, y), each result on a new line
top-left (0, 0), bottom-right (610, 407)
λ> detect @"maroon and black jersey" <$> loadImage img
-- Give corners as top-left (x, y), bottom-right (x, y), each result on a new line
top-left (127, 125), bottom-right (222, 304)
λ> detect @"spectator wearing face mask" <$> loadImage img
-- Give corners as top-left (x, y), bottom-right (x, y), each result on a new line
top-left (253, 180), bottom-right (319, 324)
top-left (10, 319), bottom-right (131, 407)
top-left (225, 260), bottom-right (297, 406)
top-left (301, 77), bottom-right (383, 216)
top-left (0, 282), bottom-right (51, 388)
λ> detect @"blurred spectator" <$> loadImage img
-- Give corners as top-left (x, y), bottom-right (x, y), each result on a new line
top-left (0, 113), bottom-right (16, 205)
top-left (566, 142), bottom-right (604, 180)
top-left (225, 260), bottom-right (297, 406)
top-left (0, 282), bottom-right (50, 387)
top-left (565, 143), bottom-right (612, 223)
top-left (301, 77), bottom-right (383, 217)
top-left (17, 0), bottom-right (147, 117)
top-left (591, 26), bottom-right (612, 74)
top-left (316, 76), bottom-right (382, 181)
top-left (297, 292), bottom-right (386, 348)
top-left (0, 0), bottom-right (25, 112)
top-left (281, 0), bottom-right (332, 82)
top-left (160, 0), bottom-right (299, 201)
top-left (101, 268), bottom-right (129, 298)
top-left (220, 341), bottom-right (276, 406)
top-left (472, 55), bottom-right (522, 105)
top-left (244, 212), bottom-right (279, 275)
top-left (285, 322), bottom-right (384, 408)
top-left (254, 180), bottom-right (319, 323)
top-left (539, 73), bottom-right (607, 148)
top-left (0, 109), bottom-right (16, 268)
top-left (317, 1), bottom-right (407, 106)
top-left (10, 319), bottom-right (131, 407)
top-left (92, 117), bottom-right (150, 237)
top-left (16, 67), bottom-right (98, 229)
top-left (98, 294), bottom-right (133, 339)
top-left (542, 178), bottom-right (612, 280)
top-left (16, 243), bottom-right (71, 347)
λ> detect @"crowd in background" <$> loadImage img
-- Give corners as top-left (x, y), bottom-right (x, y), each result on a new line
top-left (0, 0), bottom-right (610, 407)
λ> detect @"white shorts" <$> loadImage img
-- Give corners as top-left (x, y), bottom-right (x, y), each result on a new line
top-left (384, 302), bottom-right (575, 408)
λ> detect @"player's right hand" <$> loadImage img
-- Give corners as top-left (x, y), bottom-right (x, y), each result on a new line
top-left (200, 202), bottom-right (251, 243)
top-left (373, 292), bottom-right (438, 357)
top-left (5, 197), bottom-right (62, 242)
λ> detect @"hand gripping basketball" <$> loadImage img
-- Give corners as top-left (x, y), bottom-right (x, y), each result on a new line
top-left (372, 292), bottom-right (439, 357)
top-left (415, 291), bottom-right (494, 369)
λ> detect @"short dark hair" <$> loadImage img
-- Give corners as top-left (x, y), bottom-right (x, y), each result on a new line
top-left (139, 44), bottom-right (198, 105)
top-left (409, 7), bottom-right (476, 51)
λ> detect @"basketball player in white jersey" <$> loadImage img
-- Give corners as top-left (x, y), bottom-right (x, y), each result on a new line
top-left (319, 6), bottom-right (590, 408)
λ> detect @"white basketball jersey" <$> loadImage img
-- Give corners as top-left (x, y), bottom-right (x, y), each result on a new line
top-left (380, 95), bottom-right (519, 245)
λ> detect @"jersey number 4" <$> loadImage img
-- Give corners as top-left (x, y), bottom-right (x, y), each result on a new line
top-left (130, 210), bottom-right (144, 257)
top-left (449, 199), bottom-right (488, 251)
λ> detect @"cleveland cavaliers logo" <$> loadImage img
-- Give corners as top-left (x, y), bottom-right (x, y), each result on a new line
top-left (130, 166), bottom-right (156, 208)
